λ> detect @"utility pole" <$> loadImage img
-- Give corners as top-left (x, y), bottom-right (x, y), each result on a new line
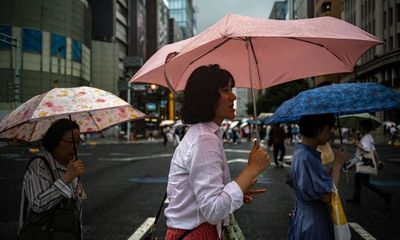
top-left (0, 32), bottom-right (22, 108)
top-left (126, 82), bottom-right (132, 141)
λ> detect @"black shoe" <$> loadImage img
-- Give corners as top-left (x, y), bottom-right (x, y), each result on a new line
top-left (385, 193), bottom-right (392, 206)
top-left (346, 198), bottom-right (361, 204)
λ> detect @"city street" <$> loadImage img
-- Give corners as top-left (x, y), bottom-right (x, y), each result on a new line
top-left (0, 139), bottom-right (399, 240)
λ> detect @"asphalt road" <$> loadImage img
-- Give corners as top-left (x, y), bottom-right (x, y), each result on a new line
top-left (0, 139), bottom-right (399, 239)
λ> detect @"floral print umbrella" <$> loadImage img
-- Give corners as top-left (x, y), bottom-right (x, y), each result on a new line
top-left (0, 86), bottom-right (146, 142)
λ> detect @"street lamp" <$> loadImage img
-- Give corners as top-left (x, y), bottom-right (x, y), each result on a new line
top-left (0, 32), bottom-right (22, 107)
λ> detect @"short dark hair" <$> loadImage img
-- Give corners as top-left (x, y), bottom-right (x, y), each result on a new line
top-left (181, 64), bottom-right (235, 124)
top-left (42, 118), bottom-right (80, 153)
top-left (359, 119), bottom-right (373, 132)
top-left (299, 113), bottom-right (335, 138)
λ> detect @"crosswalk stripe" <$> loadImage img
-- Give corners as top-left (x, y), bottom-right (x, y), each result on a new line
top-left (127, 217), bottom-right (155, 240)
top-left (99, 153), bottom-right (173, 161)
top-left (349, 222), bottom-right (376, 240)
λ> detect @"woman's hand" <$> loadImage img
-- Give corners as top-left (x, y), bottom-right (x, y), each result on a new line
top-left (247, 139), bottom-right (271, 176)
top-left (244, 179), bottom-right (267, 204)
top-left (63, 159), bottom-right (85, 183)
top-left (235, 140), bottom-right (271, 194)
top-left (333, 148), bottom-right (347, 167)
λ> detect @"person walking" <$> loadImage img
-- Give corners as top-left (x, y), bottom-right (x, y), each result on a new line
top-left (18, 118), bottom-right (85, 240)
top-left (164, 65), bottom-right (271, 240)
top-left (288, 113), bottom-right (348, 240)
top-left (346, 119), bottom-right (392, 205)
top-left (268, 124), bottom-right (286, 167)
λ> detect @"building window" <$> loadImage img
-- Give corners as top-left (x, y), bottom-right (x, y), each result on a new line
top-left (22, 28), bottom-right (42, 53)
top-left (389, 36), bottom-right (393, 50)
top-left (397, 3), bottom-right (400, 22)
top-left (389, 7), bottom-right (393, 25)
top-left (51, 33), bottom-right (66, 58)
top-left (383, 11), bottom-right (387, 29)
top-left (72, 40), bottom-right (81, 62)
top-left (397, 33), bottom-right (400, 49)
top-left (0, 25), bottom-right (12, 49)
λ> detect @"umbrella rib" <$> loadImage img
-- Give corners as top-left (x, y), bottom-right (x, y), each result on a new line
top-left (287, 37), bottom-right (352, 70)
top-left (248, 37), bottom-right (262, 89)
top-left (174, 38), bottom-right (233, 90)
top-left (88, 112), bottom-right (101, 131)
top-left (28, 121), bottom-right (38, 142)
top-left (189, 38), bottom-right (231, 65)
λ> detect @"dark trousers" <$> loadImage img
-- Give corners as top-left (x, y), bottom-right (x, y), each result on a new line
top-left (353, 173), bottom-right (388, 200)
top-left (273, 143), bottom-right (286, 164)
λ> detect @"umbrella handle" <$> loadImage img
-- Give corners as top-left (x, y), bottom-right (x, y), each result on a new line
top-left (68, 115), bottom-right (79, 161)
top-left (336, 114), bottom-right (343, 146)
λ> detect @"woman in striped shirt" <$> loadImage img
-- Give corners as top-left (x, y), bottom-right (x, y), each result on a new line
top-left (18, 118), bottom-right (85, 239)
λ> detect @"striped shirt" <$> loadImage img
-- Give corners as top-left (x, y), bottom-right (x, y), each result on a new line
top-left (18, 150), bottom-right (83, 233)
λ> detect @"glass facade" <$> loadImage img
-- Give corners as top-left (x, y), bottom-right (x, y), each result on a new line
top-left (168, 0), bottom-right (193, 39)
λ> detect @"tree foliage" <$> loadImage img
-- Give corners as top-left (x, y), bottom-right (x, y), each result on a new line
top-left (247, 80), bottom-right (309, 115)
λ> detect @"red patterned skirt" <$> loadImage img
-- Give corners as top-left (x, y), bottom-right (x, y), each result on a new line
top-left (165, 222), bottom-right (219, 240)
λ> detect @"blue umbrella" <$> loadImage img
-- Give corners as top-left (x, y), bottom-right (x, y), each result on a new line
top-left (266, 83), bottom-right (400, 125)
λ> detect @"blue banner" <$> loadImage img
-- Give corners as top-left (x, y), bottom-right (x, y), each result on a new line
top-left (23, 28), bottom-right (42, 53)
top-left (51, 33), bottom-right (66, 58)
top-left (0, 25), bottom-right (12, 49)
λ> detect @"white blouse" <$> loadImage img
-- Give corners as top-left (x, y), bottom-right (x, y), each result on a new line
top-left (164, 121), bottom-right (243, 236)
top-left (355, 133), bottom-right (375, 158)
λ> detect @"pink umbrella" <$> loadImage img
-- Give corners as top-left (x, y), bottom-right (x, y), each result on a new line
top-left (0, 86), bottom-right (146, 142)
top-left (130, 13), bottom-right (381, 140)
top-left (131, 13), bottom-right (381, 91)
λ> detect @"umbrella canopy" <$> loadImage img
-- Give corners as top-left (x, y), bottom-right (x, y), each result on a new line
top-left (383, 121), bottom-right (396, 127)
top-left (339, 113), bottom-right (382, 131)
top-left (159, 120), bottom-right (174, 127)
top-left (0, 86), bottom-right (146, 142)
top-left (130, 13), bottom-right (381, 92)
top-left (266, 83), bottom-right (400, 124)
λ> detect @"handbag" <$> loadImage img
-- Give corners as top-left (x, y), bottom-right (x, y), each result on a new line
top-left (355, 151), bottom-right (377, 175)
top-left (330, 186), bottom-right (351, 240)
top-left (222, 214), bottom-right (246, 240)
top-left (18, 156), bottom-right (81, 240)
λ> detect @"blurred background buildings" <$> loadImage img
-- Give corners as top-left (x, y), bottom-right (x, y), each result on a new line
top-left (0, 0), bottom-right (399, 138)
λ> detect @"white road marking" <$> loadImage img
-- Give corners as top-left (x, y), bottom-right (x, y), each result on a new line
top-left (228, 156), bottom-right (292, 168)
top-left (349, 222), bottom-right (376, 240)
top-left (0, 153), bottom-right (21, 158)
top-left (109, 153), bottom-right (130, 156)
top-left (14, 158), bottom-right (29, 161)
top-left (99, 153), bottom-right (173, 161)
top-left (127, 217), bottom-right (155, 240)
top-left (387, 158), bottom-right (400, 162)
top-left (225, 149), bottom-right (251, 153)
top-left (78, 153), bottom-right (92, 156)
top-left (228, 158), bottom-right (248, 164)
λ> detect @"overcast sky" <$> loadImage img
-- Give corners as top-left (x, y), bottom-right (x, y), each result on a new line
top-left (192, 0), bottom-right (274, 32)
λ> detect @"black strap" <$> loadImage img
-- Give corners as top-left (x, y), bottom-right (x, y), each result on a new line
top-left (177, 229), bottom-right (192, 240)
top-left (146, 192), bottom-right (193, 240)
top-left (25, 155), bottom-right (55, 182)
top-left (150, 192), bottom-right (167, 232)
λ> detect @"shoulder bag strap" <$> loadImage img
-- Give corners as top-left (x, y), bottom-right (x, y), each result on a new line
top-left (148, 192), bottom-right (193, 240)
